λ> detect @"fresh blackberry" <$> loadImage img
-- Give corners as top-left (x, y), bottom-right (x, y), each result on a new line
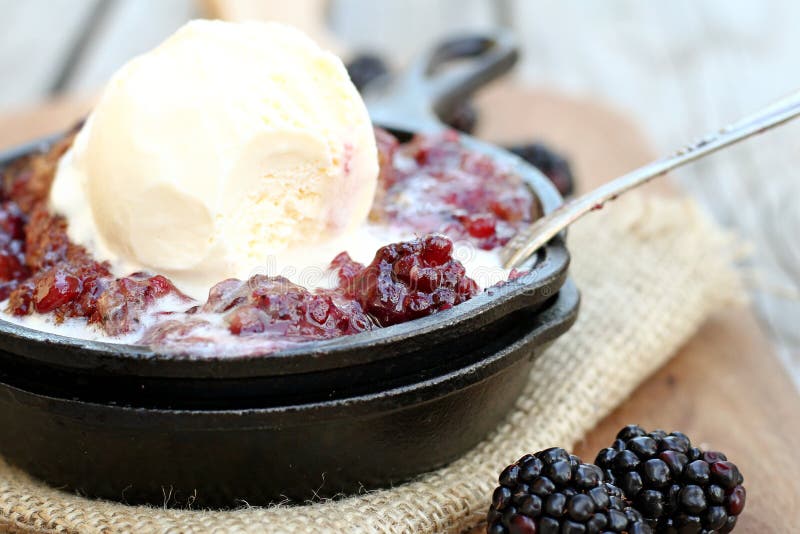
top-left (596, 425), bottom-right (746, 533)
top-left (345, 53), bottom-right (389, 92)
top-left (487, 448), bottom-right (652, 533)
top-left (507, 142), bottom-right (575, 197)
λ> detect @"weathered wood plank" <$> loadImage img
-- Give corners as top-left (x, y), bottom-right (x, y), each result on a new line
top-left (62, 0), bottom-right (197, 95)
top-left (509, 0), bottom-right (800, 385)
top-left (206, 0), bottom-right (501, 61)
top-left (201, 0), bottom-right (341, 52)
top-left (328, 0), bottom-right (498, 62)
top-left (0, 0), bottom-right (98, 110)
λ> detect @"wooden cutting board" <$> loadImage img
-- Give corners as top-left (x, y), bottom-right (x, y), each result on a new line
top-left (0, 86), bottom-right (798, 533)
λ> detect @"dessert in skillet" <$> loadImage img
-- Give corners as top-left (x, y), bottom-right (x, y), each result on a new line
top-left (0, 20), bottom-right (539, 356)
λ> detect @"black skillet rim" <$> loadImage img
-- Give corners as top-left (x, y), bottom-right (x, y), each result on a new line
top-left (0, 131), bottom-right (569, 378)
top-left (1, 279), bottom-right (580, 418)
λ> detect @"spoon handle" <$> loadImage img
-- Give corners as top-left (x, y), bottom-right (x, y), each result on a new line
top-left (501, 89), bottom-right (800, 269)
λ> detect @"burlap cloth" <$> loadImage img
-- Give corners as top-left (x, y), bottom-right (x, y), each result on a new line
top-left (0, 194), bottom-right (741, 534)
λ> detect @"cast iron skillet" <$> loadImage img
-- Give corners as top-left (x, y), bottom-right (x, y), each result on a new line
top-left (0, 32), bottom-right (570, 409)
top-left (0, 281), bottom-right (578, 506)
top-left (0, 32), bottom-right (580, 506)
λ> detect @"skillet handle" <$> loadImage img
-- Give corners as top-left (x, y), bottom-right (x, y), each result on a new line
top-left (365, 30), bottom-right (519, 134)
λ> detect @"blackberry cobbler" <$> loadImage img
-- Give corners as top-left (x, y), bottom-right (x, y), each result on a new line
top-left (0, 128), bottom-right (539, 355)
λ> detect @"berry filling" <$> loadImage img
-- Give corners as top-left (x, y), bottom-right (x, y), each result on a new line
top-left (334, 234), bottom-right (478, 326)
top-left (373, 130), bottom-right (539, 251)
top-left (0, 127), bottom-right (538, 354)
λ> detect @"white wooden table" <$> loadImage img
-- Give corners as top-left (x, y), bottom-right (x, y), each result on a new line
top-left (1, 0), bottom-right (798, 387)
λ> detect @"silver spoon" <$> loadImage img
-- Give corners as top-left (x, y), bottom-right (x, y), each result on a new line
top-left (501, 89), bottom-right (800, 269)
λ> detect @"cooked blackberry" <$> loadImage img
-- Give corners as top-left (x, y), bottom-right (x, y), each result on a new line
top-left (487, 448), bottom-right (652, 533)
top-left (507, 142), bottom-right (575, 197)
top-left (334, 234), bottom-right (478, 326)
top-left (345, 53), bottom-right (389, 92)
top-left (596, 425), bottom-right (746, 533)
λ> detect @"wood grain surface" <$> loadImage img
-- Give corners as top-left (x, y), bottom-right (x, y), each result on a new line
top-left (0, 87), bottom-right (798, 534)
top-left (473, 84), bottom-right (800, 533)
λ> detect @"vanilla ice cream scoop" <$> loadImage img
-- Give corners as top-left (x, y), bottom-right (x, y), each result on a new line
top-left (50, 20), bottom-right (378, 298)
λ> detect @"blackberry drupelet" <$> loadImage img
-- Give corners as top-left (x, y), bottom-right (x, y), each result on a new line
top-left (507, 142), bottom-right (575, 197)
top-left (487, 448), bottom-right (652, 534)
top-left (595, 425), bottom-right (746, 533)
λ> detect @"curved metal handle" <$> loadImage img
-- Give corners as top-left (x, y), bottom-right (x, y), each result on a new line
top-left (366, 30), bottom-right (519, 134)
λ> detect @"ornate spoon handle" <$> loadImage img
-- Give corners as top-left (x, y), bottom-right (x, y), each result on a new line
top-left (501, 89), bottom-right (800, 269)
